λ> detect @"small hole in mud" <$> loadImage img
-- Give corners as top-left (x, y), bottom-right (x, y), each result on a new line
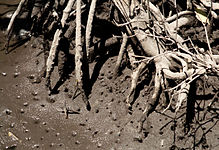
top-left (170, 125), bottom-right (175, 131)
top-left (40, 104), bottom-right (45, 107)
top-left (93, 131), bottom-right (98, 135)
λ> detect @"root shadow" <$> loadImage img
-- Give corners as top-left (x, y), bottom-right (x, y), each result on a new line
top-left (89, 38), bottom-right (120, 93)
top-left (50, 38), bottom-right (75, 94)
top-left (6, 37), bottom-right (30, 54)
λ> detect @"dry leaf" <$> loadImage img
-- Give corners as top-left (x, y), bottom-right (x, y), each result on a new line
top-left (195, 8), bottom-right (209, 24)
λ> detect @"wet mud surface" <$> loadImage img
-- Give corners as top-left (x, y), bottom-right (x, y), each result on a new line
top-left (0, 1), bottom-right (219, 150)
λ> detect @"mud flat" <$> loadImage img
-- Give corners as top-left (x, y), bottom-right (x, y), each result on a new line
top-left (0, 1), bottom-right (218, 150)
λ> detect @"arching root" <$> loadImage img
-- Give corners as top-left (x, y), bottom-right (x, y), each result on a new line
top-left (113, 33), bottom-right (128, 78)
top-left (138, 63), bottom-right (162, 133)
top-left (126, 62), bottom-right (147, 106)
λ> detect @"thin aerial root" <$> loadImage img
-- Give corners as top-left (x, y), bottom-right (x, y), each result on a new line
top-left (5, 0), bottom-right (27, 53)
top-left (126, 62), bottom-right (147, 105)
top-left (152, 67), bottom-right (162, 100)
top-left (61, 0), bottom-right (76, 27)
top-left (114, 32), bottom-right (128, 78)
top-left (75, 0), bottom-right (90, 110)
top-left (162, 96), bottom-right (173, 113)
top-left (127, 44), bottom-right (137, 68)
top-left (149, 64), bottom-right (163, 106)
top-left (6, 0), bottom-right (27, 35)
top-left (175, 83), bottom-right (190, 112)
top-left (45, 0), bottom-right (75, 94)
top-left (45, 29), bottom-right (62, 93)
top-left (138, 65), bottom-right (162, 133)
top-left (160, 76), bottom-right (170, 109)
top-left (167, 53), bottom-right (188, 72)
top-left (138, 108), bottom-right (147, 133)
top-left (85, 0), bottom-right (97, 59)
top-left (126, 69), bottom-right (138, 106)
